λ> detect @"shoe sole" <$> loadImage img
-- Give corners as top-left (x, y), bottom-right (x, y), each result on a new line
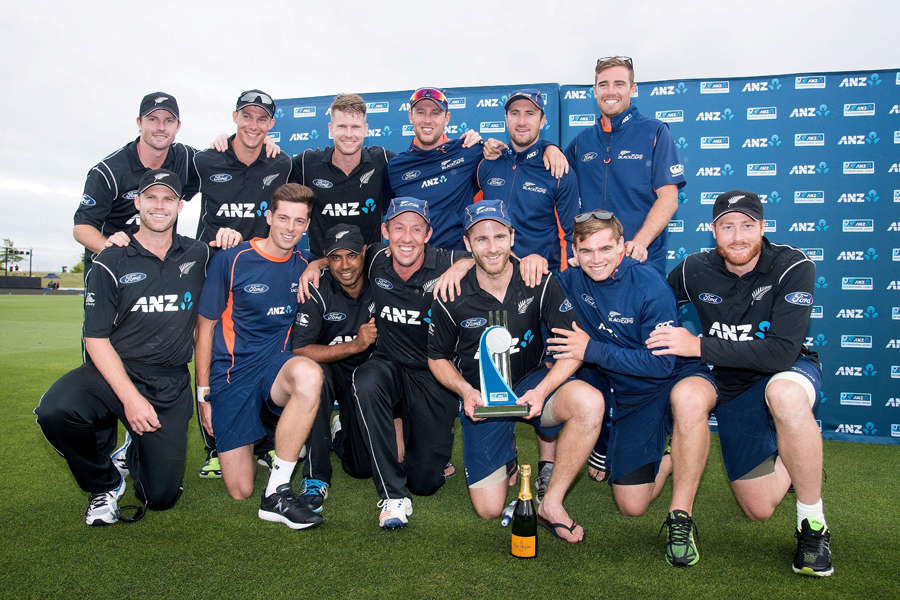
top-left (379, 517), bottom-right (408, 529)
top-left (258, 509), bottom-right (322, 530)
top-left (793, 565), bottom-right (834, 577)
top-left (198, 471), bottom-right (222, 478)
top-left (667, 555), bottom-right (700, 567)
top-left (86, 516), bottom-right (118, 526)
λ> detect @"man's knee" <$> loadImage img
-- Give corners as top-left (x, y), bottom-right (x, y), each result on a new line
top-left (145, 486), bottom-right (183, 511)
top-left (671, 378), bottom-right (716, 421)
top-left (406, 464), bottom-right (445, 497)
top-left (556, 381), bottom-right (604, 427)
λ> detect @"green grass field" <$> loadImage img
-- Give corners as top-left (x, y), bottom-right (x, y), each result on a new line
top-left (1, 296), bottom-right (896, 599)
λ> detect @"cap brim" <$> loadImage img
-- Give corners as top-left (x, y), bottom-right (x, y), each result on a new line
top-left (713, 208), bottom-right (762, 222)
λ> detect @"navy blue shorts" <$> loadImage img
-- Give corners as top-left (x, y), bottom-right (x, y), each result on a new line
top-left (608, 365), bottom-right (717, 483)
top-left (209, 352), bottom-right (294, 453)
top-left (461, 366), bottom-right (571, 486)
top-left (715, 356), bottom-right (822, 481)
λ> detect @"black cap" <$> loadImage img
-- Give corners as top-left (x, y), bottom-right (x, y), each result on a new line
top-left (712, 189), bottom-right (763, 222)
top-left (236, 89), bottom-right (276, 117)
top-left (137, 169), bottom-right (183, 198)
top-left (139, 92), bottom-right (179, 120)
top-left (323, 224), bottom-right (365, 256)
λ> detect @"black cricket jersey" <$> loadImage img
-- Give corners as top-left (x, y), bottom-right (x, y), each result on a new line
top-left (428, 258), bottom-right (579, 390)
top-left (84, 234), bottom-right (210, 367)
top-left (290, 146), bottom-right (395, 257)
top-left (192, 135), bottom-right (293, 245)
top-left (667, 237), bottom-right (819, 401)
top-left (291, 272), bottom-right (376, 373)
top-left (74, 138), bottom-right (199, 262)
top-left (366, 243), bottom-right (466, 370)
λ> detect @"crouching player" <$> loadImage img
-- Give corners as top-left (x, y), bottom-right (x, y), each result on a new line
top-left (551, 210), bottom-right (717, 566)
top-left (428, 200), bottom-right (603, 544)
top-left (195, 183), bottom-right (323, 529)
top-left (36, 169), bottom-right (210, 525)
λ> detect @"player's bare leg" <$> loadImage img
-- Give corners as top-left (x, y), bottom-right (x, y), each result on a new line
top-left (669, 377), bottom-right (717, 515)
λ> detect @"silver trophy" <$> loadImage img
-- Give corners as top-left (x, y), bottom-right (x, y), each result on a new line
top-left (475, 311), bottom-right (528, 417)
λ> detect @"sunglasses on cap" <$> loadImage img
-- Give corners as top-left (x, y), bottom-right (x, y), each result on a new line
top-left (574, 209), bottom-right (615, 223)
top-left (410, 88), bottom-right (448, 107)
top-left (239, 91), bottom-right (274, 105)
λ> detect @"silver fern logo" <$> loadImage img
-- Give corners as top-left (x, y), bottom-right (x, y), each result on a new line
top-left (752, 285), bottom-right (772, 301)
top-left (178, 261), bottom-right (196, 277)
top-left (518, 298), bottom-right (534, 314)
top-left (262, 174), bottom-right (279, 188)
top-left (422, 278), bottom-right (440, 294)
top-left (360, 169), bottom-right (375, 185)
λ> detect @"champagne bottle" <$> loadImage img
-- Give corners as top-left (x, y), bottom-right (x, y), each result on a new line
top-left (511, 464), bottom-right (537, 558)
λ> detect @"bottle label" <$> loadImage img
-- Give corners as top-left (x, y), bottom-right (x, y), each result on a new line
top-left (511, 535), bottom-right (536, 558)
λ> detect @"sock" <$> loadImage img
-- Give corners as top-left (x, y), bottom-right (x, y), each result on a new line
top-left (265, 454), bottom-right (297, 497)
top-left (538, 461), bottom-right (554, 472)
top-left (797, 498), bottom-right (825, 529)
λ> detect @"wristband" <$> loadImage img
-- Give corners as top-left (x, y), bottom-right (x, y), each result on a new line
top-left (197, 386), bottom-right (211, 403)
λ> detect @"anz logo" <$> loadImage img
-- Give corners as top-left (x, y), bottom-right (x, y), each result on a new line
top-left (267, 305), bottom-right (294, 316)
top-left (216, 203), bottom-right (255, 218)
top-left (131, 293), bottom-right (194, 313)
top-left (322, 203), bottom-right (360, 216)
top-left (421, 175), bottom-right (447, 188)
top-left (380, 306), bottom-right (421, 325)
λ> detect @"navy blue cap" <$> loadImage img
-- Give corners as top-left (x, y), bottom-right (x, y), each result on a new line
top-left (504, 89), bottom-right (544, 112)
top-left (463, 200), bottom-right (512, 230)
top-left (385, 197), bottom-right (430, 223)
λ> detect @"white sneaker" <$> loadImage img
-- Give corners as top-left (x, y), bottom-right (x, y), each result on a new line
top-left (330, 413), bottom-right (342, 446)
top-left (110, 433), bottom-right (132, 479)
top-left (85, 477), bottom-right (126, 526)
top-left (377, 497), bottom-right (412, 529)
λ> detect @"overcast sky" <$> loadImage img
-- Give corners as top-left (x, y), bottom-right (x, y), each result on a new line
top-left (2, 0), bottom-right (897, 273)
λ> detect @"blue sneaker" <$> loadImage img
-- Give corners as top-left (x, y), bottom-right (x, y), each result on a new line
top-left (298, 478), bottom-right (329, 513)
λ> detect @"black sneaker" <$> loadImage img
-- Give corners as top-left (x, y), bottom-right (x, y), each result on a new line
top-left (662, 510), bottom-right (699, 567)
top-left (298, 478), bottom-right (328, 513)
top-left (793, 518), bottom-right (833, 576)
top-left (535, 462), bottom-right (553, 504)
top-left (259, 484), bottom-right (323, 530)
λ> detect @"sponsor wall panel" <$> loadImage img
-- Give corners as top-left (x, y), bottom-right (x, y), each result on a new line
top-left (562, 69), bottom-right (899, 444)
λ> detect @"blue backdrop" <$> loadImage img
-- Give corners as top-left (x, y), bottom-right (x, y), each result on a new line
top-left (276, 69), bottom-right (899, 445)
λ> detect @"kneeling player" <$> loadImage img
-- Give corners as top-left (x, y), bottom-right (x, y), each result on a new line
top-left (552, 210), bottom-right (717, 566)
top-left (291, 224), bottom-right (377, 511)
top-left (36, 170), bottom-right (209, 525)
top-left (195, 183), bottom-right (323, 530)
top-left (428, 201), bottom-right (603, 544)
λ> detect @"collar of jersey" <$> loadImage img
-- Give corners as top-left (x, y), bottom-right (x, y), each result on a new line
top-left (250, 238), bottom-right (295, 262)
top-left (600, 104), bottom-right (639, 133)
top-left (411, 133), bottom-right (451, 151)
top-left (509, 141), bottom-right (543, 163)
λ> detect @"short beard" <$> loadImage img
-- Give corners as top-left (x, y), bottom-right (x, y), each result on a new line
top-left (716, 238), bottom-right (762, 267)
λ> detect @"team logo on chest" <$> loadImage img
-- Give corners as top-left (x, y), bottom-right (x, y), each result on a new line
top-left (518, 298), bottom-right (534, 314)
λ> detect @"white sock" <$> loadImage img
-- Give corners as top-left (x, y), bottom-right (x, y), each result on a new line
top-left (265, 454), bottom-right (296, 497)
top-left (797, 498), bottom-right (825, 529)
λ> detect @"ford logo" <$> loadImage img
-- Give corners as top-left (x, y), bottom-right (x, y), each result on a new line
top-left (122, 190), bottom-right (138, 200)
top-left (785, 292), bottom-right (813, 306)
top-left (81, 194), bottom-right (96, 206)
top-left (210, 174), bottom-right (232, 183)
top-left (244, 284), bottom-right (269, 293)
top-left (560, 299), bottom-right (573, 312)
top-left (324, 312), bottom-right (346, 321)
top-left (375, 278), bottom-right (393, 290)
top-left (486, 178), bottom-right (505, 186)
top-left (581, 294), bottom-right (597, 308)
top-left (401, 170), bottom-right (421, 181)
top-left (313, 179), bottom-right (333, 188)
top-left (581, 152), bottom-right (598, 162)
top-left (461, 318), bottom-right (487, 329)
top-left (700, 293), bottom-right (723, 304)
top-left (119, 273), bottom-right (147, 284)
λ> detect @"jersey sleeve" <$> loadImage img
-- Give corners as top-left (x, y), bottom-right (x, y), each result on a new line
top-left (427, 297), bottom-right (458, 362)
top-left (563, 138), bottom-right (578, 173)
top-left (82, 253), bottom-right (120, 338)
top-left (651, 124), bottom-right (686, 190)
top-left (291, 282), bottom-right (326, 350)
top-left (541, 275), bottom-right (581, 333)
top-left (181, 145), bottom-right (201, 199)
top-left (74, 164), bottom-right (115, 228)
top-left (700, 257), bottom-right (815, 373)
top-left (197, 250), bottom-right (233, 321)
top-left (666, 258), bottom-right (692, 307)
top-left (555, 172), bottom-right (581, 259)
top-left (582, 281), bottom-right (676, 379)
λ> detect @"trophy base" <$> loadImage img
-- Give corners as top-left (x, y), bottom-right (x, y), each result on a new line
top-left (474, 404), bottom-right (529, 418)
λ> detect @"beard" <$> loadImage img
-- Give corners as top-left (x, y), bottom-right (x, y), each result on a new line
top-left (473, 250), bottom-right (511, 277)
top-left (716, 238), bottom-right (762, 268)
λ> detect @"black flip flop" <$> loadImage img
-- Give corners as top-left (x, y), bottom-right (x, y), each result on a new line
top-left (538, 514), bottom-right (585, 543)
